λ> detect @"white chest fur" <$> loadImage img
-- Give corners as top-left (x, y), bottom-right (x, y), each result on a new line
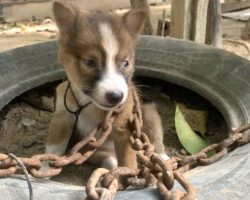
top-left (77, 104), bottom-right (104, 137)
top-left (76, 103), bottom-right (117, 167)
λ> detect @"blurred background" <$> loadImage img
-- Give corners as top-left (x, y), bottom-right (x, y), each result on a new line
top-left (0, 0), bottom-right (250, 60)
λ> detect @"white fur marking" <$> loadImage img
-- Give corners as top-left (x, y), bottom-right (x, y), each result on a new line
top-left (70, 81), bottom-right (92, 106)
top-left (99, 23), bottom-right (119, 73)
top-left (46, 143), bottom-right (68, 156)
top-left (160, 153), bottom-right (170, 161)
top-left (94, 71), bottom-right (128, 107)
top-left (101, 156), bottom-right (118, 169)
top-left (93, 23), bottom-right (128, 108)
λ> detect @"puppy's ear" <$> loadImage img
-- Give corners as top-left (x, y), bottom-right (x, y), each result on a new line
top-left (122, 9), bottom-right (147, 37)
top-left (53, 0), bottom-right (78, 33)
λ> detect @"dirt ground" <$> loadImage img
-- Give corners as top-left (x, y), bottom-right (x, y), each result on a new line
top-left (0, 3), bottom-right (247, 185)
top-left (0, 3), bottom-right (249, 58)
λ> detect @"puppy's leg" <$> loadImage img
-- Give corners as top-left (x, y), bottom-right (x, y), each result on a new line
top-left (142, 103), bottom-right (169, 160)
top-left (101, 156), bottom-right (117, 169)
top-left (46, 110), bottom-right (75, 156)
top-left (46, 82), bottom-right (76, 156)
top-left (112, 130), bottom-right (137, 169)
top-left (89, 150), bottom-right (117, 169)
top-left (99, 139), bottom-right (117, 169)
top-left (87, 138), bottom-right (118, 169)
top-left (43, 95), bottom-right (75, 175)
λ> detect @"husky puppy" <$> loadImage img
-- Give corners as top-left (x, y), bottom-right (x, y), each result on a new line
top-left (46, 0), bottom-right (168, 169)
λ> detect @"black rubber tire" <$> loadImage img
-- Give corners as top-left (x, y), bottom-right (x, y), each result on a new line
top-left (0, 36), bottom-right (249, 200)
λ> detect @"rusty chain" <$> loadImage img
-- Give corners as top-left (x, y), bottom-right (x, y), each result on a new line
top-left (175, 124), bottom-right (250, 174)
top-left (0, 86), bottom-right (250, 200)
top-left (85, 88), bottom-right (196, 200)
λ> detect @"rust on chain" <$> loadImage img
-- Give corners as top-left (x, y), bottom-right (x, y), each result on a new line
top-left (137, 151), bottom-right (160, 172)
top-left (151, 153), bottom-right (174, 190)
top-left (0, 166), bottom-right (17, 177)
top-left (28, 154), bottom-right (62, 178)
top-left (89, 122), bottom-right (113, 149)
top-left (86, 168), bottom-right (110, 200)
top-left (174, 172), bottom-right (196, 200)
top-left (70, 128), bottom-right (97, 153)
top-left (101, 167), bottom-right (140, 189)
top-left (50, 153), bottom-right (82, 168)
top-left (125, 170), bottom-right (155, 188)
top-left (0, 154), bottom-right (8, 161)
top-left (233, 123), bottom-right (250, 133)
top-left (0, 157), bottom-right (41, 169)
top-left (0, 84), bottom-right (250, 200)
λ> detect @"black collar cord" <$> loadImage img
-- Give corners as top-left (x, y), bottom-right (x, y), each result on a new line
top-left (64, 81), bottom-right (91, 135)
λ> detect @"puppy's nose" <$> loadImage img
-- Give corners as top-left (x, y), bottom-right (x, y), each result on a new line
top-left (105, 91), bottom-right (123, 105)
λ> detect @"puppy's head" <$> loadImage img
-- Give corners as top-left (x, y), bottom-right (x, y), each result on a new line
top-left (53, 1), bottom-right (146, 110)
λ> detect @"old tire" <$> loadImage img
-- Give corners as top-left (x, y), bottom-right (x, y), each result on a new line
top-left (0, 36), bottom-right (249, 200)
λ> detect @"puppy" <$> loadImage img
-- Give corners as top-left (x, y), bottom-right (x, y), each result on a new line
top-left (46, 0), bottom-right (168, 170)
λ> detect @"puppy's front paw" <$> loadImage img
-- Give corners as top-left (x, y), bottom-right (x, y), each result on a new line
top-left (101, 156), bottom-right (118, 170)
top-left (160, 153), bottom-right (170, 161)
top-left (40, 161), bottom-right (52, 180)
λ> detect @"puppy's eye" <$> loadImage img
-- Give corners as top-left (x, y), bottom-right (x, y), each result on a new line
top-left (122, 60), bottom-right (129, 68)
top-left (84, 59), bottom-right (96, 68)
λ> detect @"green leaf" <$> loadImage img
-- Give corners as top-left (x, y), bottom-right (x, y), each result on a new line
top-left (178, 103), bottom-right (208, 137)
top-left (175, 104), bottom-right (210, 154)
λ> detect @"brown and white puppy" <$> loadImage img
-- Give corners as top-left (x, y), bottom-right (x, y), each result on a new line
top-left (46, 0), bottom-right (168, 169)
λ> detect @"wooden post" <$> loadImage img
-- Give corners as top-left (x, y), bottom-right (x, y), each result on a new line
top-left (205, 0), bottom-right (222, 47)
top-left (130, 0), bottom-right (153, 35)
top-left (221, 0), bottom-right (250, 13)
top-left (170, 0), bottom-right (193, 40)
top-left (170, 0), bottom-right (216, 44)
top-left (192, 0), bottom-right (209, 43)
top-left (241, 17), bottom-right (250, 40)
